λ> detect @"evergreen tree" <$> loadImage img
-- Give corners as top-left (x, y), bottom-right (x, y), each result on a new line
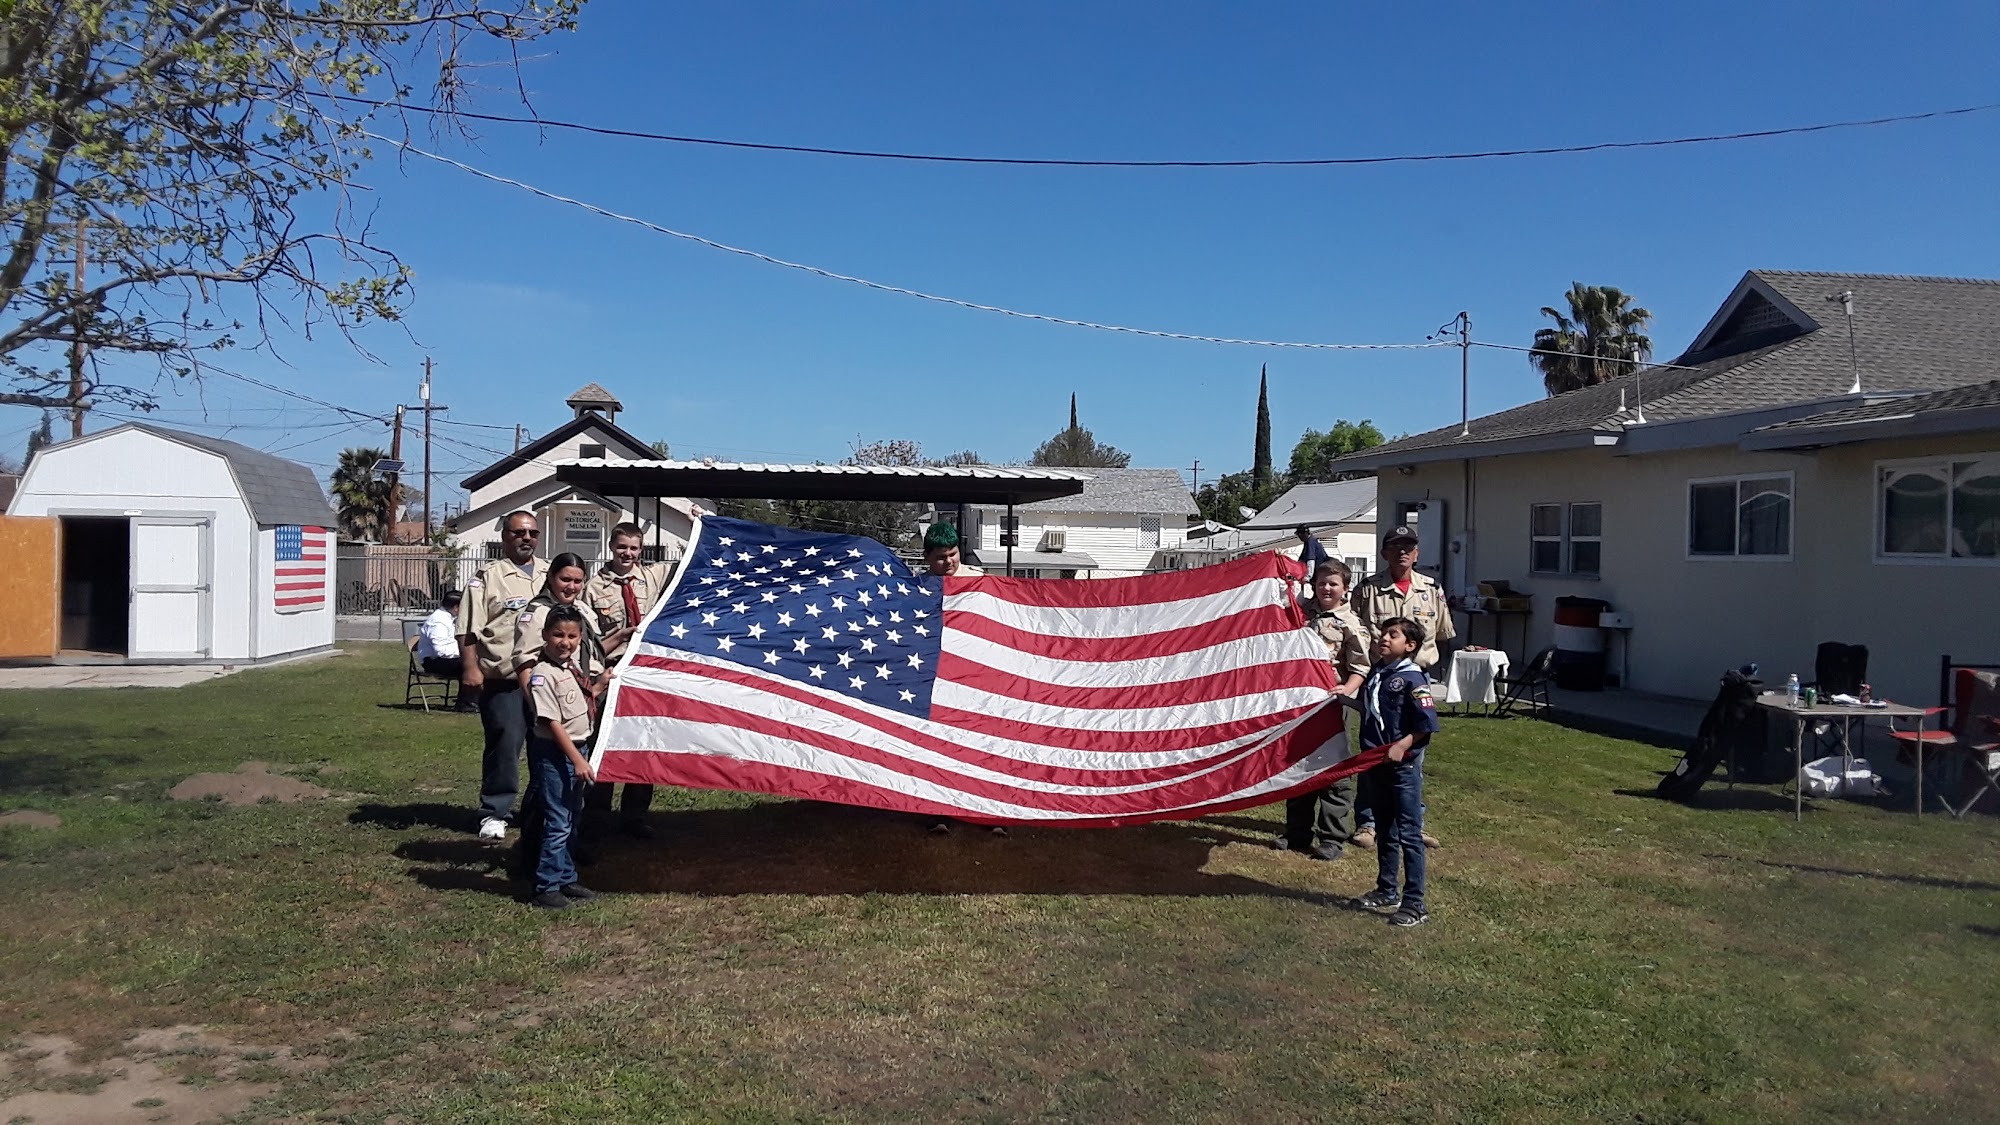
top-left (1030, 395), bottom-right (1131, 468)
top-left (23, 410), bottom-right (54, 466)
top-left (1251, 366), bottom-right (1273, 492)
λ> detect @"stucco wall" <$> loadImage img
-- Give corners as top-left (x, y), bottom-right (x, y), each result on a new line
top-left (973, 509), bottom-right (1192, 576)
top-left (1384, 429), bottom-right (2000, 704)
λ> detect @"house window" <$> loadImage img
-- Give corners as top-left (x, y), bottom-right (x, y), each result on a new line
top-left (1688, 474), bottom-right (1792, 559)
top-left (1878, 455), bottom-right (2000, 562)
top-left (578, 443), bottom-right (606, 460)
top-left (1139, 515), bottom-right (1161, 548)
top-left (1530, 502), bottom-right (1601, 576)
top-left (1345, 555), bottom-right (1370, 580)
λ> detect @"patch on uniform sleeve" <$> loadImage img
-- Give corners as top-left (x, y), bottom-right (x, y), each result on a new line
top-left (1413, 684), bottom-right (1436, 709)
top-left (467, 576), bottom-right (482, 589)
top-left (528, 674), bottom-right (546, 687)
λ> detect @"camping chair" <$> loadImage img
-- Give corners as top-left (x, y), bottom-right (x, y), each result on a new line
top-left (1494, 646), bottom-right (1558, 718)
top-left (1806, 641), bottom-right (1870, 761)
top-left (1891, 666), bottom-right (2000, 818)
top-left (402, 617), bottom-right (457, 712)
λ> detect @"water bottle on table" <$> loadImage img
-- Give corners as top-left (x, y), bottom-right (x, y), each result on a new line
top-left (1786, 673), bottom-right (1800, 706)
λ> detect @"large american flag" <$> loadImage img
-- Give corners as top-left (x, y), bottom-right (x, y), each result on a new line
top-left (592, 517), bottom-right (1377, 826)
top-left (273, 525), bottom-right (328, 613)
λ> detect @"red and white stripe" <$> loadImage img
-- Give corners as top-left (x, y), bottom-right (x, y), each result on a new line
top-left (274, 525), bottom-right (327, 610)
top-left (594, 548), bottom-right (1375, 826)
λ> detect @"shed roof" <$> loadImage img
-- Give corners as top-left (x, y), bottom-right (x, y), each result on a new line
top-left (122, 423), bottom-right (336, 526)
top-left (1333, 270), bottom-right (2000, 468)
top-left (967, 467), bottom-right (1196, 516)
top-left (1742, 379), bottom-right (2000, 450)
top-left (1241, 478), bottom-right (1377, 530)
top-left (552, 458), bottom-right (1091, 505)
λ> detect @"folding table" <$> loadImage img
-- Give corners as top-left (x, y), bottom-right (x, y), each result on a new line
top-left (1754, 693), bottom-right (1929, 822)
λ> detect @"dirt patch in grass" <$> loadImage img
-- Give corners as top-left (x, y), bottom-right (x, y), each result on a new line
top-left (166, 762), bottom-right (330, 806)
top-left (0, 1025), bottom-right (314, 1124)
top-left (0, 809), bottom-right (62, 829)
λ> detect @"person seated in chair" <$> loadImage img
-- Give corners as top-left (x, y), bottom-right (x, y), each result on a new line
top-left (417, 590), bottom-right (476, 712)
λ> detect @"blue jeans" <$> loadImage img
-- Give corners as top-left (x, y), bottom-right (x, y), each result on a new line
top-left (1366, 749), bottom-right (1426, 913)
top-left (528, 736), bottom-right (588, 894)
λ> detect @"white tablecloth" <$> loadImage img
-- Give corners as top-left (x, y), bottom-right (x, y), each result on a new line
top-left (1442, 649), bottom-right (1510, 706)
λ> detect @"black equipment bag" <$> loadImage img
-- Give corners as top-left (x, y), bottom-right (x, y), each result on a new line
top-left (1658, 668), bottom-right (1764, 802)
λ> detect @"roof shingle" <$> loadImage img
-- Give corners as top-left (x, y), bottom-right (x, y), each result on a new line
top-left (128, 423), bottom-right (336, 527)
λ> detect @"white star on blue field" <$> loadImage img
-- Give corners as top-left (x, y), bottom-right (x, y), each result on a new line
top-left (642, 518), bottom-right (946, 719)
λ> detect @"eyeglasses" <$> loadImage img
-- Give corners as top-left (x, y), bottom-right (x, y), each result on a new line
top-left (1385, 543), bottom-right (1417, 553)
top-left (507, 528), bottom-right (540, 539)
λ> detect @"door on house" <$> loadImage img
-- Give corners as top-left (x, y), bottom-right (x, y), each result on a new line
top-left (58, 516), bottom-right (131, 654)
top-left (129, 517), bottom-right (212, 659)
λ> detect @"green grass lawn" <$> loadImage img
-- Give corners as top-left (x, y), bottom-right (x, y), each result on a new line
top-left (4, 644), bottom-right (2000, 1122)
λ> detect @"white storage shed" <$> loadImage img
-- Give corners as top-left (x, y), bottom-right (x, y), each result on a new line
top-left (7, 423), bottom-right (338, 662)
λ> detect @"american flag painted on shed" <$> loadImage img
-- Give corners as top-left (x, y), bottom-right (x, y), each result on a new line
top-left (591, 517), bottom-right (1375, 827)
top-left (274, 525), bottom-right (328, 612)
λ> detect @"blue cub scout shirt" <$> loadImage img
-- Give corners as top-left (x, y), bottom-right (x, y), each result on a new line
top-left (1360, 658), bottom-right (1440, 752)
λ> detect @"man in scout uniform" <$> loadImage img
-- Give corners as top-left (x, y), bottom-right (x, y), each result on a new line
top-left (1349, 525), bottom-right (1452, 850)
top-left (1350, 525), bottom-right (1456, 671)
top-left (920, 519), bottom-right (983, 578)
top-left (459, 509), bottom-right (559, 841)
top-left (581, 521), bottom-right (668, 838)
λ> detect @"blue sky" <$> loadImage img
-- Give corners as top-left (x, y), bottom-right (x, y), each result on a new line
top-left (7, 1), bottom-right (1997, 509)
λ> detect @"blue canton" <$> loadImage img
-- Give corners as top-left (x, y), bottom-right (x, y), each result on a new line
top-left (640, 517), bottom-right (945, 720)
top-left (275, 525), bottom-right (304, 561)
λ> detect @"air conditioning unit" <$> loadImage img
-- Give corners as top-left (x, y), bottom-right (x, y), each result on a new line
top-left (1042, 529), bottom-right (1066, 552)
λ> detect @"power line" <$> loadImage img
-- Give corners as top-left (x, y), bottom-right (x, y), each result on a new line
top-left (322, 91), bottom-right (2000, 169)
top-left (364, 130), bottom-right (1449, 352)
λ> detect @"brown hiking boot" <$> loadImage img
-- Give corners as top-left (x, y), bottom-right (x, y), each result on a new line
top-left (1351, 827), bottom-right (1377, 850)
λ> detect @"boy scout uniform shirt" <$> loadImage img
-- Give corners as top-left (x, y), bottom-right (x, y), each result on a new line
top-left (505, 598), bottom-right (604, 678)
top-left (1359, 657), bottom-right (1440, 752)
top-left (457, 558), bottom-right (554, 679)
top-left (1307, 604), bottom-right (1370, 684)
top-left (528, 659), bottom-right (597, 743)
top-left (1350, 570), bottom-right (1457, 670)
top-left (584, 561), bottom-right (671, 658)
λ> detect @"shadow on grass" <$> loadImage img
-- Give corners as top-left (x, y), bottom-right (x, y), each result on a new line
top-left (367, 799), bottom-right (1347, 906)
top-left (350, 801), bottom-right (476, 833)
top-left (1968, 925), bottom-right (2000, 939)
top-left (1710, 855), bottom-right (2000, 893)
top-left (1550, 712), bottom-right (1691, 753)
top-left (0, 741), bottom-right (141, 795)
top-left (1612, 786), bottom-right (1798, 813)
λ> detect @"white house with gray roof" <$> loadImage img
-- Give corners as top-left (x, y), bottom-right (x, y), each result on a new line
top-left (966, 467), bottom-right (1198, 577)
top-left (8, 423), bottom-right (338, 662)
top-left (1332, 270), bottom-right (2000, 706)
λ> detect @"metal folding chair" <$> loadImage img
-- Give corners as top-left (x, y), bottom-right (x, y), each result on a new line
top-left (1494, 646), bottom-right (1558, 718)
top-left (402, 618), bottom-right (457, 712)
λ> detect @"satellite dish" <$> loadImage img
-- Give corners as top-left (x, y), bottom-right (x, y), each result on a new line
top-left (1237, 506), bottom-right (1257, 521)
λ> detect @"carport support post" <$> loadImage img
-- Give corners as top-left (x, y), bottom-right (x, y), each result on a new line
top-left (1005, 500), bottom-right (1015, 576)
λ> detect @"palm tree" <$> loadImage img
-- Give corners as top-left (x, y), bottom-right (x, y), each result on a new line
top-left (1530, 283), bottom-right (1654, 396)
top-left (329, 447), bottom-right (394, 542)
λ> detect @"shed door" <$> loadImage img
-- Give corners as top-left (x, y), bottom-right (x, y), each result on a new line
top-left (130, 517), bottom-right (212, 659)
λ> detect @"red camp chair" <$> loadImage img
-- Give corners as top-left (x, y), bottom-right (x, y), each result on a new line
top-left (1891, 664), bottom-right (2000, 818)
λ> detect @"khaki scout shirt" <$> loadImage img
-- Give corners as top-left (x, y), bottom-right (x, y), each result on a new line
top-left (1307, 604), bottom-right (1370, 685)
top-left (506, 598), bottom-right (604, 679)
top-left (584, 561), bottom-right (671, 658)
top-left (528, 658), bottom-right (598, 743)
top-left (1350, 569), bottom-right (1457, 670)
top-left (457, 557), bottom-right (555, 679)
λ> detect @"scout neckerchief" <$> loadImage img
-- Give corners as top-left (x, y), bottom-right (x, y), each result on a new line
top-left (564, 655), bottom-right (599, 728)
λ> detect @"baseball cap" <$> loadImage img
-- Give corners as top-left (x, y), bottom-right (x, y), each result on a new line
top-left (1382, 525), bottom-right (1419, 547)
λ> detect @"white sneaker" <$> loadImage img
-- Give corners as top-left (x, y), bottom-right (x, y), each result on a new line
top-left (477, 817), bottom-right (508, 841)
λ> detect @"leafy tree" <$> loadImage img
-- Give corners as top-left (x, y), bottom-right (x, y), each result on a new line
top-left (933, 449), bottom-right (984, 467)
top-left (721, 437), bottom-right (968, 550)
top-left (22, 410), bottom-right (54, 466)
top-left (1531, 283), bottom-right (1653, 396)
top-left (1252, 366), bottom-right (1273, 492)
top-left (1288, 419), bottom-right (1386, 483)
top-left (1029, 393), bottom-right (1130, 468)
top-left (1194, 469), bottom-right (1286, 529)
top-left (329, 446), bottom-right (393, 542)
top-left (0, 1), bottom-right (584, 416)
top-left (650, 439), bottom-right (671, 458)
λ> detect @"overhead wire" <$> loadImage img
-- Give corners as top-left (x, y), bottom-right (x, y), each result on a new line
top-left (317, 91), bottom-right (2000, 169)
top-left (362, 131), bottom-right (1450, 352)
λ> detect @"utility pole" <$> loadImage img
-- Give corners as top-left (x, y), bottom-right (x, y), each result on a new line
top-left (405, 357), bottom-right (448, 541)
top-left (69, 217), bottom-right (87, 436)
top-left (1455, 311), bottom-right (1471, 439)
top-left (514, 424), bottom-right (525, 453)
top-left (1187, 458), bottom-right (1201, 498)
top-left (388, 404), bottom-right (406, 542)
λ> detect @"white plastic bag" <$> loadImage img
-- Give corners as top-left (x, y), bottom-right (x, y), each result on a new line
top-left (1800, 756), bottom-right (1845, 797)
top-left (1842, 759), bottom-right (1882, 798)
